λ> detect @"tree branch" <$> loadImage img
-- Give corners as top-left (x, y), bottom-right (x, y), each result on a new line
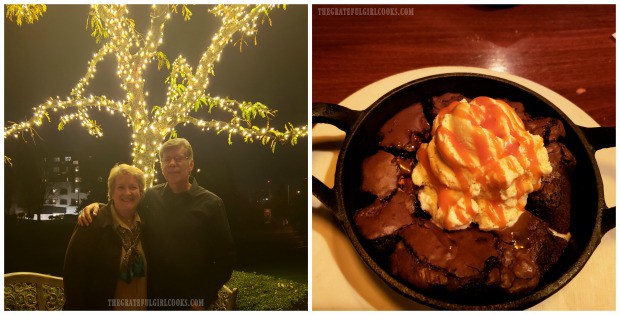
top-left (138, 5), bottom-right (170, 67)
top-left (179, 5), bottom-right (275, 117)
top-left (4, 96), bottom-right (125, 139)
top-left (70, 42), bottom-right (113, 98)
top-left (178, 113), bottom-right (307, 151)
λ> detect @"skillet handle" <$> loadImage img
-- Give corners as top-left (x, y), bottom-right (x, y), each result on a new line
top-left (312, 176), bottom-right (346, 222)
top-left (579, 126), bottom-right (615, 151)
top-left (601, 206), bottom-right (616, 236)
top-left (312, 102), bottom-right (363, 223)
top-left (578, 126), bottom-right (616, 235)
top-left (312, 102), bottom-right (362, 133)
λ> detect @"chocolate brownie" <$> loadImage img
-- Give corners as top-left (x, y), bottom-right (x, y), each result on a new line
top-left (388, 211), bottom-right (568, 295)
top-left (360, 150), bottom-right (399, 199)
top-left (431, 92), bottom-right (469, 118)
top-left (527, 142), bottom-right (576, 233)
top-left (492, 211), bottom-right (568, 294)
top-left (503, 100), bottom-right (532, 123)
top-left (354, 94), bottom-right (574, 297)
top-left (525, 117), bottom-right (566, 145)
top-left (378, 103), bottom-right (431, 152)
top-left (354, 188), bottom-right (415, 240)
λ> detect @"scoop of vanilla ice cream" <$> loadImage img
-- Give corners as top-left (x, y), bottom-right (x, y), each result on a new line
top-left (412, 96), bottom-right (552, 230)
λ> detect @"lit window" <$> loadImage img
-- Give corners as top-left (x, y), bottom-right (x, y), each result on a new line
top-left (75, 177), bottom-right (81, 183)
top-left (64, 156), bottom-right (72, 162)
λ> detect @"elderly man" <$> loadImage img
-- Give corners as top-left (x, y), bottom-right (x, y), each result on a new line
top-left (79, 138), bottom-right (235, 309)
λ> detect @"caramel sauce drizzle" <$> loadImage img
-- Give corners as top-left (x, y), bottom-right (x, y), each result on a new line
top-left (418, 97), bottom-right (544, 229)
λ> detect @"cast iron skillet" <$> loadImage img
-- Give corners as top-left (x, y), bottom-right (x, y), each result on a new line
top-left (312, 73), bottom-right (615, 310)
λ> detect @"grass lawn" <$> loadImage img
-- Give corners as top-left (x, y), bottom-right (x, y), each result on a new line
top-left (228, 270), bottom-right (308, 310)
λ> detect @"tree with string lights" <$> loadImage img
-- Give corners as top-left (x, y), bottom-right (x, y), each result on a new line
top-left (5, 4), bottom-right (308, 186)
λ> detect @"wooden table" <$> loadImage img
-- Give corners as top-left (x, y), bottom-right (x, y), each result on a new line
top-left (313, 4), bottom-right (615, 126)
top-left (312, 4), bottom-right (615, 310)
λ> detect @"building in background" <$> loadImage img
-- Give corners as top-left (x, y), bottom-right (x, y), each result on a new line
top-left (40, 156), bottom-right (89, 220)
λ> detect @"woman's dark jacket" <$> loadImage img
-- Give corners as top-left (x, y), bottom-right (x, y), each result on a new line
top-left (63, 204), bottom-right (124, 310)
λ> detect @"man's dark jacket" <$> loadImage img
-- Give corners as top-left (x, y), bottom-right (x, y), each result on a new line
top-left (141, 177), bottom-right (236, 309)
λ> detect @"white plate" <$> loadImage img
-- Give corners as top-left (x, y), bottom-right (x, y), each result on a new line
top-left (312, 66), bottom-right (616, 310)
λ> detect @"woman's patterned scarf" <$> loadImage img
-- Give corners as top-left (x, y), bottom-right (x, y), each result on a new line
top-left (115, 222), bottom-right (145, 283)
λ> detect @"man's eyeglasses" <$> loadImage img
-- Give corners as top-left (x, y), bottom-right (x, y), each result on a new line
top-left (161, 156), bottom-right (189, 164)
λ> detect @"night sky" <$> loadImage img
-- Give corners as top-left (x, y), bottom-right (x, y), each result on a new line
top-left (4, 5), bottom-right (308, 208)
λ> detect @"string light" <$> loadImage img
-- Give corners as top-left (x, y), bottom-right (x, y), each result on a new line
top-left (5, 4), bottom-right (47, 26)
top-left (5, 4), bottom-right (307, 186)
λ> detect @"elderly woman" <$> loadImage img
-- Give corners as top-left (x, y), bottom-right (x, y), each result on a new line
top-left (64, 164), bottom-right (147, 310)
